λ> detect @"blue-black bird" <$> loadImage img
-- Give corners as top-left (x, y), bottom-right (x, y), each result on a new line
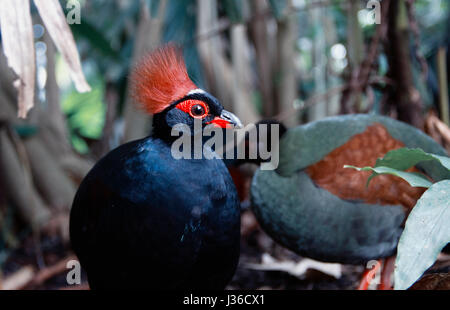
top-left (70, 45), bottom-right (243, 290)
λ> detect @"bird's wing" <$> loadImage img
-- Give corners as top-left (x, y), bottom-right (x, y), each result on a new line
top-left (251, 169), bottom-right (406, 264)
top-left (277, 114), bottom-right (449, 180)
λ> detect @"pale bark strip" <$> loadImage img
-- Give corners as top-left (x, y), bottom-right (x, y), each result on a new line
top-left (249, 0), bottom-right (275, 117)
top-left (196, 0), bottom-right (234, 111)
top-left (33, 0), bottom-right (91, 93)
top-left (0, 266), bottom-right (35, 290)
top-left (437, 47), bottom-right (449, 126)
top-left (122, 0), bottom-right (167, 143)
top-left (322, 12), bottom-right (341, 116)
top-left (276, 0), bottom-right (299, 127)
top-left (346, 0), bottom-right (364, 111)
top-left (231, 24), bottom-right (259, 125)
top-left (0, 0), bottom-right (36, 118)
top-left (43, 31), bottom-right (72, 156)
top-left (309, 2), bottom-right (327, 121)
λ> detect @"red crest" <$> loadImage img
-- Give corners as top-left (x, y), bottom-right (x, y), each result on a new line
top-left (130, 44), bottom-right (198, 114)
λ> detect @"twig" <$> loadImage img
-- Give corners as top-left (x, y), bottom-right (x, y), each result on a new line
top-left (430, 114), bottom-right (450, 143)
top-left (405, 0), bottom-right (429, 80)
top-left (1, 266), bottom-right (35, 290)
top-left (340, 0), bottom-right (391, 113)
top-left (425, 110), bottom-right (450, 153)
top-left (27, 255), bottom-right (77, 288)
top-left (437, 47), bottom-right (450, 126)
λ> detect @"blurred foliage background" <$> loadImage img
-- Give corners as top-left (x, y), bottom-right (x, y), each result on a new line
top-left (0, 0), bottom-right (449, 289)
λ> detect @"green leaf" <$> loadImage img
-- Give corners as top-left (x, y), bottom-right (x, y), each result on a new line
top-left (375, 148), bottom-right (450, 173)
top-left (394, 180), bottom-right (450, 290)
top-left (344, 165), bottom-right (433, 188)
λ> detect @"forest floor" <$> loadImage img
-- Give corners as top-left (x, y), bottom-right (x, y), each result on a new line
top-left (1, 210), bottom-right (449, 290)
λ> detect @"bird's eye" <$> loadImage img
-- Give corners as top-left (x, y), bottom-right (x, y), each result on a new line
top-left (175, 99), bottom-right (209, 118)
top-left (190, 104), bottom-right (206, 118)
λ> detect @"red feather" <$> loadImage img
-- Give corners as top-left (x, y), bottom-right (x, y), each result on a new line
top-left (130, 44), bottom-right (198, 114)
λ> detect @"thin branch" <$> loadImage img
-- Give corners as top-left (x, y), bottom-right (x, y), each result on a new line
top-left (340, 0), bottom-right (391, 113)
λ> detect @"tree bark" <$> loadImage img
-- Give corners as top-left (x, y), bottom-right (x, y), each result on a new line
top-left (385, 0), bottom-right (424, 128)
top-left (230, 24), bottom-right (260, 125)
top-left (276, 0), bottom-right (299, 127)
top-left (122, 0), bottom-right (168, 143)
top-left (346, 0), bottom-right (364, 111)
top-left (196, 0), bottom-right (234, 111)
top-left (42, 31), bottom-right (71, 157)
top-left (309, 1), bottom-right (328, 121)
top-left (248, 0), bottom-right (276, 117)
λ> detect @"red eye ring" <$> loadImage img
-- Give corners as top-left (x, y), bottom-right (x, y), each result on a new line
top-left (175, 100), bottom-right (209, 119)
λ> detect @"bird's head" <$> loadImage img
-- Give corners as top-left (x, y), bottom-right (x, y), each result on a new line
top-left (130, 44), bottom-right (242, 138)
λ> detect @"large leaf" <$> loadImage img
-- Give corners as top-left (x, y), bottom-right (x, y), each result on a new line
top-left (33, 0), bottom-right (91, 93)
top-left (394, 180), bottom-right (450, 290)
top-left (375, 148), bottom-right (450, 173)
top-left (344, 165), bottom-right (433, 188)
top-left (0, 0), bottom-right (36, 118)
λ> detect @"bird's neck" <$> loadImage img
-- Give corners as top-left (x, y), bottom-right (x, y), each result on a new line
top-left (151, 113), bottom-right (177, 142)
top-left (151, 114), bottom-right (210, 152)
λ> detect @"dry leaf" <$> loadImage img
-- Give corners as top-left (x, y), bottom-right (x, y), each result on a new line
top-left (33, 0), bottom-right (91, 93)
top-left (0, 0), bottom-right (36, 118)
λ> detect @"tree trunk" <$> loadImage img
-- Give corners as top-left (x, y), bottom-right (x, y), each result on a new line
top-left (122, 0), bottom-right (167, 143)
top-left (231, 24), bottom-right (260, 125)
top-left (248, 0), bottom-right (276, 117)
top-left (309, 2), bottom-right (328, 121)
top-left (42, 31), bottom-right (71, 157)
top-left (196, 0), bottom-right (234, 111)
top-left (276, 0), bottom-right (299, 127)
top-left (346, 0), bottom-right (364, 112)
top-left (385, 0), bottom-right (424, 128)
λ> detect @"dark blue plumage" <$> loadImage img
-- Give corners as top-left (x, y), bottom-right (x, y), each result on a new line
top-left (70, 46), bottom-right (242, 290)
top-left (70, 137), bottom-right (240, 289)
